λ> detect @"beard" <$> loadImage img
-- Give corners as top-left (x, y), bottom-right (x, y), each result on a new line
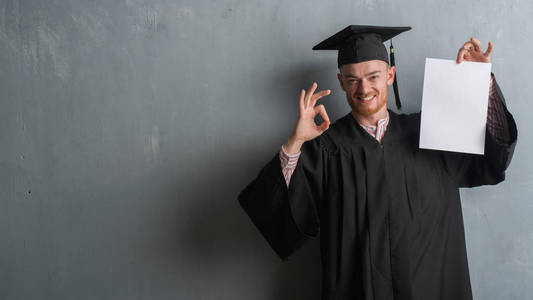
top-left (347, 91), bottom-right (388, 117)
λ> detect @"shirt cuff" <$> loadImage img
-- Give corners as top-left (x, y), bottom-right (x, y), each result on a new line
top-left (279, 145), bottom-right (300, 187)
top-left (281, 144), bottom-right (301, 158)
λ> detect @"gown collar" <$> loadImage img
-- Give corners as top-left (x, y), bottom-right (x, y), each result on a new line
top-left (343, 109), bottom-right (407, 145)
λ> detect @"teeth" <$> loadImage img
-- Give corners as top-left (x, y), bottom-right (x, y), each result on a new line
top-left (359, 95), bottom-right (375, 101)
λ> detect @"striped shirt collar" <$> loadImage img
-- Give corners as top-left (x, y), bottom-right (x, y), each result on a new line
top-left (358, 111), bottom-right (390, 143)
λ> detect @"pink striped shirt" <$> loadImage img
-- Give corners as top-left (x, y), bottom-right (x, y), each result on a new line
top-left (280, 75), bottom-right (509, 187)
top-left (359, 114), bottom-right (390, 143)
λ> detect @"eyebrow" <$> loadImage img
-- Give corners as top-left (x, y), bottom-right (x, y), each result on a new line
top-left (343, 70), bottom-right (382, 79)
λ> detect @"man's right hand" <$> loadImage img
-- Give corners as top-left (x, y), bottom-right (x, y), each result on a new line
top-left (283, 82), bottom-right (331, 154)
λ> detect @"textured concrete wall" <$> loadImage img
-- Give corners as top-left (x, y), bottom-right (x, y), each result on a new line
top-left (1, 0), bottom-right (530, 299)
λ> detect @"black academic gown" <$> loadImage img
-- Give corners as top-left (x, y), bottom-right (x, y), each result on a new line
top-left (238, 78), bottom-right (517, 300)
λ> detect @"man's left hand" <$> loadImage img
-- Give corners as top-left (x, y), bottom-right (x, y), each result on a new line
top-left (456, 37), bottom-right (493, 64)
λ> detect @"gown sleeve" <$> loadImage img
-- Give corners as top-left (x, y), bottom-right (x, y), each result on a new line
top-left (486, 74), bottom-right (511, 144)
top-left (238, 136), bottom-right (327, 260)
top-left (440, 74), bottom-right (518, 188)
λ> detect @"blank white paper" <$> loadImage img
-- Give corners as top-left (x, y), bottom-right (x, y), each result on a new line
top-left (419, 58), bottom-right (492, 154)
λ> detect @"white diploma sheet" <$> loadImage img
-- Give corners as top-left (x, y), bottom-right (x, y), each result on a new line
top-left (419, 58), bottom-right (492, 154)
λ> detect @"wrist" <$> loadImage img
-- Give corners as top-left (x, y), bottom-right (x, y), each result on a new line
top-left (283, 136), bottom-right (303, 154)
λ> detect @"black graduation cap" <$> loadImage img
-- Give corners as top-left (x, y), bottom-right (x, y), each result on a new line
top-left (312, 25), bottom-right (411, 109)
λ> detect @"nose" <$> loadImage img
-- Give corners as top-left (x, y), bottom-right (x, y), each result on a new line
top-left (357, 78), bottom-right (372, 95)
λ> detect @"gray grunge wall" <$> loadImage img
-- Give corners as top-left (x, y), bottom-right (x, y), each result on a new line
top-left (1, 0), bottom-right (531, 299)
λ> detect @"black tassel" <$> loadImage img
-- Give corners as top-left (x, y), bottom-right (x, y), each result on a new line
top-left (390, 40), bottom-right (402, 110)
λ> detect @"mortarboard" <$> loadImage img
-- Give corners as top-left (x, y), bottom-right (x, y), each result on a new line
top-left (312, 25), bottom-right (411, 109)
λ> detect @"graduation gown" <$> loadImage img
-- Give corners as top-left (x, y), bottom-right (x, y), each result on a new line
top-left (238, 80), bottom-right (517, 300)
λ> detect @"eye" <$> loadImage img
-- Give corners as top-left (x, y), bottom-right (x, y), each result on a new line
top-left (370, 75), bottom-right (379, 80)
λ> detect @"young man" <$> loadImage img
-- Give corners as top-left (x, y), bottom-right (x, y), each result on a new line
top-left (238, 25), bottom-right (517, 300)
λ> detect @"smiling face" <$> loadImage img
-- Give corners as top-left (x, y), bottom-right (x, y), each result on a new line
top-left (337, 60), bottom-right (395, 122)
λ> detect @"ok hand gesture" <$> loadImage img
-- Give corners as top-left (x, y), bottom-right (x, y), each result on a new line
top-left (283, 82), bottom-right (331, 154)
top-left (456, 37), bottom-right (494, 64)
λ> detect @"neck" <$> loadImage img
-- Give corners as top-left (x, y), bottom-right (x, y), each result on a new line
top-left (352, 107), bottom-right (389, 126)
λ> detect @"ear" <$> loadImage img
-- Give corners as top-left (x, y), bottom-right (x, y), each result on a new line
top-left (386, 66), bottom-right (396, 86)
top-left (337, 72), bottom-right (346, 92)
